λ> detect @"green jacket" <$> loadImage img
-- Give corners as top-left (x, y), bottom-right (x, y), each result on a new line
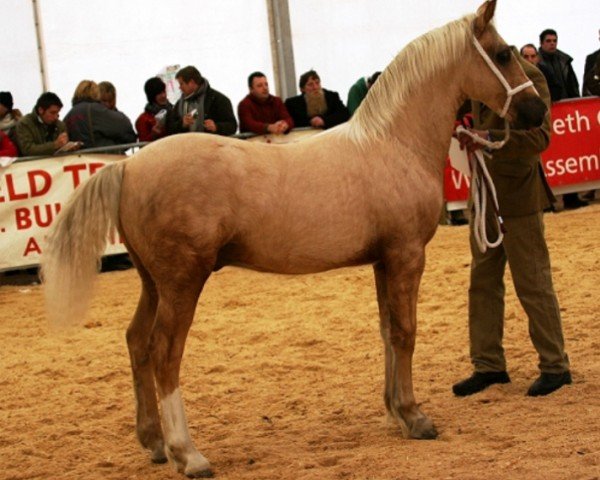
top-left (16, 111), bottom-right (66, 156)
top-left (472, 57), bottom-right (554, 217)
top-left (347, 77), bottom-right (368, 115)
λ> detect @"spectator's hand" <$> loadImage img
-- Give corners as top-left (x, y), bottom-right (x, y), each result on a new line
top-left (267, 121), bottom-right (289, 134)
top-left (457, 128), bottom-right (488, 154)
top-left (151, 123), bottom-right (163, 137)
top-left (203, 119), bottom-right (217, 132)
top-left (276, 120), bottom-right (290, 133)
top-left (13, 109), bottom-right (23, 121)
top-left (310, 116), bottom-right (325, 129)
top-left (54, 132), bottom-right (69, 150)
top-left (182, 113), bottom-right (195, 128)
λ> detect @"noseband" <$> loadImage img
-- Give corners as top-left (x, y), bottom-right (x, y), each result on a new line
top-left (472, 36), bottom-right (533, 118)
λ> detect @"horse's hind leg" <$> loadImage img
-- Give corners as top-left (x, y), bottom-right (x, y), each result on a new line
top-left (125, 254), bottom-right (166, 463)
top-left (374, 250), bottom-right (438, 440)
top-left (151, 271), bottom-right (213, 478)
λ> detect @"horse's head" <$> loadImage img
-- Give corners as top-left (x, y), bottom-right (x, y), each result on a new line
top-left (464, 0), bottom-right (547, 128)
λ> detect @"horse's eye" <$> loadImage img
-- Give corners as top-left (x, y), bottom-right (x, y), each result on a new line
top-left (496, 49), bottom-right (511, 65)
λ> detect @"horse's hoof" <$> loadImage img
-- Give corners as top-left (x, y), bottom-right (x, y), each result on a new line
top-left (151, 452), bottom-right (168, 464)
top-left (186, 468), bottom-right (214, 478)
top-left (409, 417), bottom-right (438, 440)
top-left (148, 443), bottom-right (168, 464)
top-left (184, 453), bottom-right (213, 478)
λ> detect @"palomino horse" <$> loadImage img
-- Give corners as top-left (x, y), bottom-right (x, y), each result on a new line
top-left (42, 1), bottom-right (546, 477)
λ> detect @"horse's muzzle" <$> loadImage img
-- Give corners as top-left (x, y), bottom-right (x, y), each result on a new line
top-left (514, 95), bottom-right (547, 129)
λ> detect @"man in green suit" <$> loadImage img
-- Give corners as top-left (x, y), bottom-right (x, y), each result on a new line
top-left (452, 52), bottom-right (571, 397)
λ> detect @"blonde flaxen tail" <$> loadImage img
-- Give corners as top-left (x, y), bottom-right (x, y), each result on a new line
top-left (41, 162), bottom-right (126, 330)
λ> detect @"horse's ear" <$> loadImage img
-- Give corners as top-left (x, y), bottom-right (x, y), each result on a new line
top-left (473, 0), bottom-right (497, 38)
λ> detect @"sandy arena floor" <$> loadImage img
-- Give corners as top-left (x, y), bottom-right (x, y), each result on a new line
top-left (0, 205), bottom-right (598, 480)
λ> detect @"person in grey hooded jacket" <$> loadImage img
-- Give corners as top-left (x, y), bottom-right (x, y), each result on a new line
top-left (64, 80), bottom-right (136, 149)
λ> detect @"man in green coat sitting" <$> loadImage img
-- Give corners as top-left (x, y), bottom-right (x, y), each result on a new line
top-left (16, 92), bottom-right (69, 156)
top-left (452, 51), bottom-right (571, 397)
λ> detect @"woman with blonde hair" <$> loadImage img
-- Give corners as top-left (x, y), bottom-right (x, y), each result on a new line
top-left (64, 79), bottom-right (136, 149)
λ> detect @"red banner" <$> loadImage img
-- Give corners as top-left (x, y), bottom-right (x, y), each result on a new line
top-left (444, 96), bottom-right (600, 208)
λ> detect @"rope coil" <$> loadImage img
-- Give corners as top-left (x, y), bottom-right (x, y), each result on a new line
top-left (455, 123), bottom-right (510, 253)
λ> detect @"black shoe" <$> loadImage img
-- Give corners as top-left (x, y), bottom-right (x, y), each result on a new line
top-left (452, 371), bottom-right (510, 396)
top-left (527, 371), bottom-right (572, 397)
top-left (563, 196), bottom-right (589, 210)
top-left (449, 211), bottom-right (468, 226)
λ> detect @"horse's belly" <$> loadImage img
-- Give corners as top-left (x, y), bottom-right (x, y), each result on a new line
top-left (215, 234), bottom-right (378, 274)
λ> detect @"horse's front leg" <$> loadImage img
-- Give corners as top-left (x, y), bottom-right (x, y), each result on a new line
top-left (151, 278), bottom-right (214, 478)
top-left (374, 252), bottom-right (437, 440)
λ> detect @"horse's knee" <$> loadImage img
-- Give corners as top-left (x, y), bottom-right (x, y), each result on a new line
top-left (389, 324), bottom-right (416, 350)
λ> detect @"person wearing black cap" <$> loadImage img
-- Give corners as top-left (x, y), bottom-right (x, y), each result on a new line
top-left (135, 77), bottom-right (173, 142)
top-left (0, 91), bottom-right (23, 142)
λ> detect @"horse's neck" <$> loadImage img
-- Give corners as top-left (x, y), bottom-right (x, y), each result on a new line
top-left (391, 72), bottom-right (464, 171)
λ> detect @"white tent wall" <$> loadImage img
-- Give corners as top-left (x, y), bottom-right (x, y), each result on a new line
top-left (288, 0), bottom-right (597, 105)
top-left (0, 1), bottom-right (43, 113)
top-left (1, 0), bottom-right (598, 132)
top-left (2, 0), bottom-right (273, 128)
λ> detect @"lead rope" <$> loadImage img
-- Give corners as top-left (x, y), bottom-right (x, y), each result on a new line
top-left (460, 35), bottom-right (534, 253)
top-left (455, 122), bottom-right (510, 253)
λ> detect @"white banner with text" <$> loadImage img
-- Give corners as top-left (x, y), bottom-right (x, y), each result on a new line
top-left (0, 154), bottom-right (127, 271)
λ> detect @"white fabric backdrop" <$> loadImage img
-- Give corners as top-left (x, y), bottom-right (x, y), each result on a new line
top-left (1, 0), bottom-right (597, 129)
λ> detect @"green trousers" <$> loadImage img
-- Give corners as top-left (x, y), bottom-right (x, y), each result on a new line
top-left (468, 212), bottom-right (570, 374)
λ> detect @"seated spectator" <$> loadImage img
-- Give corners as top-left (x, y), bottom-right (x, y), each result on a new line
top-left (285, 70), bottom-right (349, 129)
top-left (166, 66), bottom-right (237, 136)
top-left (136, 77), bottom-right (173, 142)
top-left (64, 80), bottom-right (137, 149)
top-left (238, 72), bottom-right (294, 135)
top-left (347, 71), bottom-right (381, 116)
top-left (0, 130), bottom-right (18, 157)
top-left (15, 92), bottom-right (69, 156)
top-left (98, 81), bottom-right (117, 110)
top-left (0, 91), bottom-right (23, 142)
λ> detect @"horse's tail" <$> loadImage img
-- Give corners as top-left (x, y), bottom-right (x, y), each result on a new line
top-left (41, 161), bottom-right (126, 329)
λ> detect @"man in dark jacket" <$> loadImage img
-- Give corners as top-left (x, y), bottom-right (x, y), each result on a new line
top-left (285, 70), bottom-right (349, 129)
top-left (452, 55), bottom-right (571, 398)
top-left (166, 66), bottom-right (237, 136)
top-left (538, 29), bottom-right (580, 100)
top-left (519, 44), bottom-right (561, 102)
top-left (582, 30), bottom-right (600, 96)
top-left (538, 29), bottom-right (586, 209)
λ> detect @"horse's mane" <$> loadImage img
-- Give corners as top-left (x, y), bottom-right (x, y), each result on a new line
top-left (346, 14), bottom-right (476, 147)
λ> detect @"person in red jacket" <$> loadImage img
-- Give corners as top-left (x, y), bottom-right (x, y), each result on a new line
top-left (135, 77), bottom-right (172, 142)
top-left (0, 130), bottom-right (18, 156)
top-left (237, 72), bottom-right (294, 135)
